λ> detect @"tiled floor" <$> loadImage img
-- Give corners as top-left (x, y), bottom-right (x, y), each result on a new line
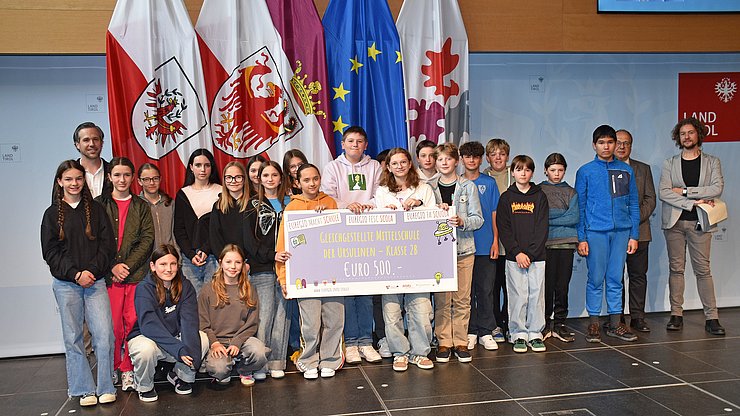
top-left (2, 308), bottom-right (739, 415)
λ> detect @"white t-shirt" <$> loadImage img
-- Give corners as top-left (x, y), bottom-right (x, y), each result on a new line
top-left (374, 183), bottom-right (436, 209)
top-left (181, 184), bottom-right (221, 218)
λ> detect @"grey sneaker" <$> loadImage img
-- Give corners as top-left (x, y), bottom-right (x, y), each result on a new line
top-left (606, 323), bottom-right (637, 342)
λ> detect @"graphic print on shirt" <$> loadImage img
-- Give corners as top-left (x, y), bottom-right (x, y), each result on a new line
top-left (511, 201), bottom-right (535, 214)
top-left (608, 169), bottom-right (631, 198)
top-left (347, 173), bottom-right (367, 191)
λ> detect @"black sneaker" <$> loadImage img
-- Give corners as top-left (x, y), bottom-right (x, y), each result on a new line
top-left (453, 346), bottom-right (472, 363)
top-left (606, 323), bottom-right (638, 342)
top-left (167, 371), bottom-right (192, 395)
top-left (553, 324), bottom-right (575, 343)
top-left (436, 346), bottom-right (451, 363)
top-left (138, 388), bottom-right (158, 402)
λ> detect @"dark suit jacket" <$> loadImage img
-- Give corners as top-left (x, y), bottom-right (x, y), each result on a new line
top-left (630, 158), bottom-right (656, 242)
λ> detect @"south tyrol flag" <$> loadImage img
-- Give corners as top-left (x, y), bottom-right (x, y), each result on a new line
top-left (266, 0), bottom-right (336, 158)
top-left (107, 0), bottom-right (210, 198)
top-left (196, 0), bottom-right (333, 170)
top-left (323, 0), bottom-right (407, 157)
top-left (397, 0), bottom-right (470, 149)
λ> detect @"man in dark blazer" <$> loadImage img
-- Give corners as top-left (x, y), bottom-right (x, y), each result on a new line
top-left (615, 129), bottom-right (656, 332)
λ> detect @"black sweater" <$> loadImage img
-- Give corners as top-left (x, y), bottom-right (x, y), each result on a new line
top-left (174, 190), bottom-right (213, 259)
top-left (243, 198), bottom-right (284, 274)
top-left (496, 183), bottom-right (549, 262)
top-left (209, 196), bottom-right (248, 258)
top-left (41, 200), bottom-right (116, 282)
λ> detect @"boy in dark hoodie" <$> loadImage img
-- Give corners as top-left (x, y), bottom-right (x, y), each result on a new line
top-left (496, 155), bottom-right (549, 354)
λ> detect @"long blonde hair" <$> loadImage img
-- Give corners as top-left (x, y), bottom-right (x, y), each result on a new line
top-left (211, 244), bottom-right (256, 309)
top-left (217, 161), bottom-right (250, 213)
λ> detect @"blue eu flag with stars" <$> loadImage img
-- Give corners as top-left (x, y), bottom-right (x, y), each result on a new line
top-left (323, 0), bottom-right (408, 158)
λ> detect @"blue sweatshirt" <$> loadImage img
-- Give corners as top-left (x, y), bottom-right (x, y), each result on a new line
top-left (128, 273), bottom-right (202, 370)
top-left (538, 181), bottom-right (579, 245)
top-left (575, 156), bottom-right (640, 241)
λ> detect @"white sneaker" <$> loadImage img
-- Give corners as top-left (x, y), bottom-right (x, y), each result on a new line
top-left (320, 368), bottom-right (335, 378)
top-left (479, 334), bottom-right (499, 351)
top-left (377, 337), bottom-right (392, 358)
top-left (253, 371), bottom-right (267, 381)
top-left (467, 334), bottom-right (477, 350)
top-left (270, 370), bottom-right (285, 379)
top-left (98, 393), bottom-right (116, 404)
top-left (121, 370), bottom-right (136, 391)
top-left (345, 346), bottom-right (361, 364)
top-left (303, 368), bottom-right (318, 379)
top-left (359, 345), bottom-right (382, 363)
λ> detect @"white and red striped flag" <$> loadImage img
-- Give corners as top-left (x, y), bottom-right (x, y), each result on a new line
top-left (396, 0), bottom-right (470, 149)
top-left (107, 0), bottom-right (211, 197)
top-left (195, 0), bottom-right (333, 168)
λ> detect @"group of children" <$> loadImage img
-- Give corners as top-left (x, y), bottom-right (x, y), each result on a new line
top-left (42, 122), bottom-right (641, 407)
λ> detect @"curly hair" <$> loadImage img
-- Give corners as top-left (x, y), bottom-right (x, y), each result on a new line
top-left (671, 117), bottom-right (706, 148)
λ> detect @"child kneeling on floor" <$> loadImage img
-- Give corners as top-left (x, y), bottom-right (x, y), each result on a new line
top-left (276, 163), bottom-right (345, 380)
top-left (128, 244), bottom-right (209, 402)
top-left (198, 244), bottom-right (267, 386)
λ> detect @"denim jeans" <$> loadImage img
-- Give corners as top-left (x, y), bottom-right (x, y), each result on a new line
top-left (382, 293), bottom-right (432, 358)
top-left (203, 337), bottom-right (267, 380)
top-left (344, 295), bottom-right (373, 346)
top-left (296, 297), bottom-right (344, 372)
top-left (249, 272), bottom-right (290, 371)
top-left (127, 332), bottom-right (209, 392)
top-left (506, 260), bottom-right (546, 342)
top-left (180, 254), bottom-right (218, 294)
top-left (52, 278), bottom-right (115, 397)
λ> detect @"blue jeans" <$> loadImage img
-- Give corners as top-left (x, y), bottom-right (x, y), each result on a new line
top-left (344, 295), bottom-right (373, 346)
top-left (180, 254), bottom-right (218, 294)
top-left (382, 293), bottom-right (432, 358)
top-left (128, 332), bottom-right (209, 392)
top-left (52, 278), bottom-right (115, 397)
top-left (249, 272), bottom-right (290, 371)
top-left (505, 260), bottom-right (546, 342)
top-left (203, 337), bottom-right (267, 380)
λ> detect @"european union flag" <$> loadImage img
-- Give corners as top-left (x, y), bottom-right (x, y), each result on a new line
top-left (323, 0), bottom-right (408, 158)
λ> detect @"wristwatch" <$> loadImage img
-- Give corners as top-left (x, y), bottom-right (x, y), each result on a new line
top-left (682, 188), bottom-right (688, 197)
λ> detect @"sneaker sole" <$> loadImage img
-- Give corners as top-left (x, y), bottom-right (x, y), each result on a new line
top-left (361, 356), bottom-right (382, 363)
top-left (303, 373), bottom-right (319, 380)
top-left (513, 347), bottom-right (527, 353)
top-left (456, 356), bottom-right (472, 363)
top-left (138, 393), bottom-right (158, 403)
top-left (585, 337), bottom-right (601, 343)
top-left (530, 347), bottom-right (546, 352)
top-left (436, 356), bottom-right (450, 363)
top-left (482, 344), bottom-right (499, 351)
top-left (393, 364), bottom-right (408, 372)
top-left (606, 333), bottom-right (638, 342)
top-left (552, 332), bottom-right (575, 343)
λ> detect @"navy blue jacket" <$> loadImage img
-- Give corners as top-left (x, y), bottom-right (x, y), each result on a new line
top-left (128, 273), bottom-right (202, 370)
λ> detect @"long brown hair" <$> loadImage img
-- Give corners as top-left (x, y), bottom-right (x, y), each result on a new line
top-left (150, 244), bottom-right (183, 307)
top-left (53, 159), bottom-right (95, 241)
top-left (218, 161), bottom-right (250, 213)
top-left (211, 244), bottom-right (256, 309)
top-left (257, 161), bottom-right (289, 209)
top-left (380, 148), bottom-right (420, 193)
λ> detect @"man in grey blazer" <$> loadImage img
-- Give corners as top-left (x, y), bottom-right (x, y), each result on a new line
top-left (615, 129), bottom-right (656, 332)
top-left (659, 117), bottom-right (725, 336)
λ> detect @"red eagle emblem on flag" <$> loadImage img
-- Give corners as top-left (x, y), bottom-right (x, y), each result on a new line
top-left (211, 48), bottom-right (301, 158)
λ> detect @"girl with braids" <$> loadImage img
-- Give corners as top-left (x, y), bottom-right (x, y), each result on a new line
top-left (209, 161), bottom-right (250, 257)
top-left (127, 244), bottom-right (209, 402)
top-left (198, 244), bottom-right (267, 386)
top-left (41, 160), bottom-right (117, 407)
top-left (96, 157), bottom-right (155, 392)
top-left (138, 163), bottom-right (177, 251)
top-left (282, 148), bottom-right (308, 195)
top-left (243, 161), bottom-right (291, 379)
top-left (246, 154), bottom-right (266, 196)
top-left (174, 149), bottom-right (221, 293)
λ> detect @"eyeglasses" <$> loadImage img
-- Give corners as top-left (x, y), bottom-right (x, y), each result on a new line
top-left (389, 160), bottom-right (410, 168)
top-left (139, 176), bottom-right (160, 184)
top-left (224, 175), bottom-right (245, 183)
top-left (616, 141), bottom-right (632, 148)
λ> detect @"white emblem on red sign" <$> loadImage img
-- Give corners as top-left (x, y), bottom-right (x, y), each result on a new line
top-left (715, 77), bottom-right (736, 103)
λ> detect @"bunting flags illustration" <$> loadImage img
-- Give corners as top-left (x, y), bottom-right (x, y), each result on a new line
top-left (397, 0), bottom-right (470, 149)
top-left (107, 0), bottom-right (210, 197)
top-left (323, 0), bottom-right (407, 157)
top-left (196, 0), bottom-right (333, 169)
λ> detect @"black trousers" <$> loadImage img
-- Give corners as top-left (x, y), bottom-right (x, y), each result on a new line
top-left (623, 241), bottom-right (649, 320)
top-left (468, 255), bottom-right (497, 336)
top-left (372, 294), bottom-right (385, 339)
top-left (545, 248), bottom-right (575, 325)
top-left (493, 256), bottom-right (508, 331)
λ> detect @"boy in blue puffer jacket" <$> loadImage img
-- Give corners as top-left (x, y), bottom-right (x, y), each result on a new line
top-left (575, 125), bottom-right (640, 343)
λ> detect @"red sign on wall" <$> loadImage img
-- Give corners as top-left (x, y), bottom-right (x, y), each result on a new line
top-left (678, 72), bottom-right (739, 143)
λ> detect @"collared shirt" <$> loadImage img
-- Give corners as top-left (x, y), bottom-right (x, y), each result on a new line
top-left (85, 162), bottom-right (105, 198)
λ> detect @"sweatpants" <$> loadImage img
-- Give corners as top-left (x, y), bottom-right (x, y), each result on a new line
top-left (296, 297), bottom-right (344, 372)
top-left (585, 229), bottom-right (629, 316)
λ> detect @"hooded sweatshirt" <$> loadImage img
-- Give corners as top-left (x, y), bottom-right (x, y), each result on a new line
top-left (275, 192), bottom-right (338, 286)
top-left (496, 182), bottom-right (549, 262)
top-left (128, 273), bottom-right (202, 370)
top-left (321, 153), bottom-right (381, 208)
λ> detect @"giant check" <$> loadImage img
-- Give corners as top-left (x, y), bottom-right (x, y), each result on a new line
top-left (284, 207), bottom-right (458, 298)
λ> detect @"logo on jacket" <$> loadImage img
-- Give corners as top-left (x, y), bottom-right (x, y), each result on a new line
top-left (511, 201), bottom-right (534, 213)
top-left (164, 305), bottom-right (177, 314)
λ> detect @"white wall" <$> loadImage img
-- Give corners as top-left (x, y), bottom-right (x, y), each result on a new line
top-left (1, 53), bottom-right (739, 357)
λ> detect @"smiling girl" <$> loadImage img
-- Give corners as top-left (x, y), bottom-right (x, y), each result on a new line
top-left (210, 161), bottom-right (250, 257)
top-left (96, 157), bottom-right (155, 392)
